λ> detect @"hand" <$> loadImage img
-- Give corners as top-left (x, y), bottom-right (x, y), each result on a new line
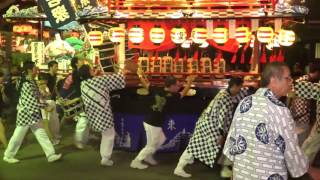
top-left (186, 75), bottom-right (196, 83)
top-left (137, 68), bottom-right (144, 77)
top-left (124, 60), bottom-right (138, 73)
top-left (217, 136), bottom-right (225, 146)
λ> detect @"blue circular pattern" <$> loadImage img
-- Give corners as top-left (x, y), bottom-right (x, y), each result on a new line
top-left (240, 96), bottom-right (252, 113)
top-left (275, 135), bottom-right (286, 154)
top-left (255, 123), bottom-right (269, 144)
top-left (267, 173), bottom-right (284, 180)
top-left (229, 135), bottom-right (247, 155)
top-left (264, 90), bottom-right (286, 107)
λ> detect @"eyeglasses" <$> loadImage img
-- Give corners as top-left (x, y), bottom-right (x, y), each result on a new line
top-left (282, 76), bottom-right (293, 81)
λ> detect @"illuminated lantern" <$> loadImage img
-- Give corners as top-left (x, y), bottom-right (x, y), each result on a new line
top-left (278, 29), bottom-right (295, 46)
top-left (235, 27), bottom-right (251, 44)
top-left (43, 31), bottom-right (50, 39)
top-left (191, 27), bottom-right (207, 44)
top-left (108, 27), bottom-right (125, 43)
top-left (257, 27), bottom-right (274, 43)
top-left (266, 32), bottom-right (279, 50)
top-left (150, 26), bottom-right (165, 45)
top-left (13, 25), bottom-right (21, 33)
top-left (128, 26), bottom-right (144, 44)
top-left (171, 27), bottom-right (187, 44)
top-left (162, 56), bottom-right (173, 73)
top-left (21, 24), bottom-right (32, 34)
top-left (212, 27), bottom-right (228, 44)
top-left (88, 31), bottom-right (103, 46)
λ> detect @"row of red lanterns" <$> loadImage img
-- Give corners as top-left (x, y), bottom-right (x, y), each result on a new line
top-left (88, 26), bottom-right (295, 47)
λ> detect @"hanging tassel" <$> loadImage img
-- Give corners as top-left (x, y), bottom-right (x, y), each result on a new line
top-left (260, 45), bottom-right (267, 64)
top-left (148, 51), bottom-right (153, 62)
top-left (277, 48), bottom-right (284, 62)
top-left (184, 51), bottom-right (187, 61)
top-left (214, 51), bottom-right (222, 64)
top-left (240, 41), bottom-right (250, 64)
top-left (269, 49), bottom-right (276, 62)
top-left (175, 49), bottom-right (180, 62)
top-left (231, 53), bottom-right (237, 64)
top-left (193, 49), bottom-right (199, 61)
top-left (155, 51), bottom-right (159, 61)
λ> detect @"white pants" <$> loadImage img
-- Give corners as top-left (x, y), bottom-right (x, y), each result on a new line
top-left (41, 100), bottom-right (61, 140)
top-left (134, 122), bottom-right (166, 161)
top-left (176, 149), bottom-right (195, 169)
top-left (302, 124), bottom-right (320, 163)
top-left (74, 112), bottom-right (89, 144)
top-left (4, 121), bottom-right (56, 159)
top-left (100, 127), bottom-right (115, 160)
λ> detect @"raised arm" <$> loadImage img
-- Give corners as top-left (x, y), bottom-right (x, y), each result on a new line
top-left (137, 67), bottom-right (150, 89)
top-left (180, 75), bottom-right (196, 98)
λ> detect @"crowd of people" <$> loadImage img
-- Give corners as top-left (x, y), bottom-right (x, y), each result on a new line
top-left (0, 59), bottom-right (319, 179)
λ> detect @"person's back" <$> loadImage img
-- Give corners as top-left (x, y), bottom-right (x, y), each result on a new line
top-left (223, 62), bottom-right (309, 180)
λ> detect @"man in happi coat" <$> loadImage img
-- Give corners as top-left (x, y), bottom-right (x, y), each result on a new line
top-left (290, 62), bottom-right (320, 145)
top-left (78, 62), bottom-right (137, 166)
top-left (174, 77), bottom-right (253, 178)
top-left (223, 62), bottom-right (309, 180)
top-left (3, 61), bottom-right (61, 163)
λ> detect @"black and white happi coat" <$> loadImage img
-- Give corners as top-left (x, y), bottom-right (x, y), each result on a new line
top-left (294, 81), bottom-right (320, 132)
top-left (16, 78), bottom-right (47, 126)
top-left (223, 88), bottom-right (308, 180)
top-left (186, 88), bottom-right (250, 167)
top-left (81, 73), bottom-right (125, 132)
top-left (290, 75), bottom-right (314, 125)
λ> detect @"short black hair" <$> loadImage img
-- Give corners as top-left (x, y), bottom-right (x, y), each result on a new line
top-left (309, 61), bottom-right (320, 74)
top-left (22, 61), bottom-right (35, 74)
top-left (228, 77), bottom-right (243, 88)
top-left (78, 64), bottom-right (92, 81)
top-left (261, 62), bottom-right (288, 87)
top-left (48, 61), bottom-right (58, 69)
top-left (164, 76), bottom-right (177, 88)
top-left (71, 57), bottom-right (79, 70)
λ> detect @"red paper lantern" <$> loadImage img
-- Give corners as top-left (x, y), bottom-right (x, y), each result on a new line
top-left (128, 26), bottom-right (144, 44)
top-left (235, 27), bottom-right (251, 44)
top-left (278, 29), bottom-right (295, 47)
top-left (257, 27), bottom-right (274, 43)
top-left (171, 27), bottom-right (187, 44)
top-left (212, 27), bottom-right (228, 44)
top-left (88, 31), bottom-right (103, 46)
top-left (191, 27), bottom-right (207, 44)
top-left (108, 27), bottom-right (125, 43)
top-left (150, 26), bottom-right (165, 45)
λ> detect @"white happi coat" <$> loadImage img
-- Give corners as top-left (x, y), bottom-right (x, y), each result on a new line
top-left (81, 73), bottom-right (125, 132)
top-left (17, 78), bottom-right (47, 126)
top-left (186, 88), bottom-right (250, 167)
top-left (223, 88), bottom-right (308, 180)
